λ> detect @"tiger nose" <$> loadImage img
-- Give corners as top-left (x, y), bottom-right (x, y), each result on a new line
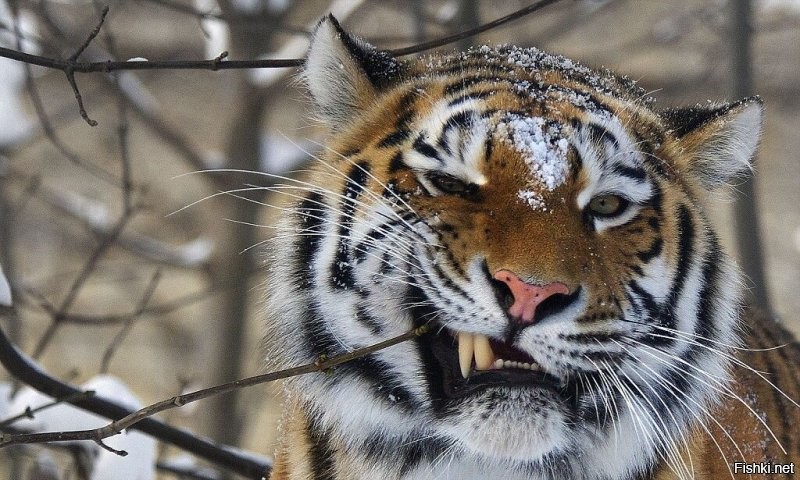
top-left (493, 269), bottom-right (570, 324)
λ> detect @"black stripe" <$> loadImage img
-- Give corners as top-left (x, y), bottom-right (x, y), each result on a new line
top-left (294, 192), bottom-right (327, 289)
top-left (412, 135), bottom-right (441, 162)
top-left (669, 206), bottom-right (695, 301)
top-left (561, 332), bottom-right (621, 344)
top-left (353, 225), bottom-right (389, 263)
top-left (387, 151), bottom-right (406, 173)
top-left (337, 146), bottom-right (361, 157)
top-left (307, 414), bottom-right (336, 480)
top-left (330, 244), bottom-right (355, 289)
top-left (304, 301), bottom-right (343, 361)
top-left (484, 135), bottom-right (494, 162)
top-left (637, 237), bottom-right (663, 264)
top-left (443, 75), bottom-right (490, 96)
top-left (646, 205), bottom-right (694, 348)
top-left (694, 237), bottom-right (721, 344)
top-left (355, 302), bottom-right (383, 335)
top-left (358, 429), bottom-right (450, 475)
top-left (585, 124), bottom-right (619, 159)
top-left (447, 90), bottom-right (493, 107)
top-left (377, 129), bottom-right (410, 148)
top-left (338, 354), bottom-right (420, 411)
top-left (628, 280), bottom-right (659, 321)
top-left (331, 162), bottom-right (370, 290)
top-left (569, 148), bottom-right (583, 184)
top-left (437, 111), bottom-right (475, 157)
top-left (612, 164), bottom-right (647, 181)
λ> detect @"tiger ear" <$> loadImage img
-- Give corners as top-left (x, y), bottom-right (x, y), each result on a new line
top-left (303, 15), bottom-right (402, 128)
top-left (663, 97), bottom-right (763, 189)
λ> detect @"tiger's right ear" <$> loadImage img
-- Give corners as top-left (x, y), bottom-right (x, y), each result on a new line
top-left (304, 15), bottom-right (403, 128)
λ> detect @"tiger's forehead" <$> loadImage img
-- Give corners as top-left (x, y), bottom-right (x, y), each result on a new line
top-left (403, 43), bottom-right (661, 144)
top-left (411, 44), bottom-right (651, 106)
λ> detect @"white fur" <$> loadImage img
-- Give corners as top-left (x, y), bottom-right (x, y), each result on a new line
top-left (692, 101), bottom-right (763, 189)
top-left (303, 17), bottom-right (371, 126)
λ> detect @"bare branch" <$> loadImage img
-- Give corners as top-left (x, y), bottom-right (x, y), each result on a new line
top-left (0, 0), bottom-right (564, 74)
top-left (32, 208), bottom-right (135, 359)
top-left (63, 5), bottom-right (110, 127)
top-left (68, 6), bottom-right (108, 63)
top-left (26, 180), bottom-right (213, 269)
top-left (99, 269), bottom-right (162, 373)
top-left (0, 318), bottom-right (271, 478)
top-left (0, 391), bottom-right (96, 429)
top-left (6, 3), bottom-right (120, 186)
top-left (0, 325), bottom-right (430, 451)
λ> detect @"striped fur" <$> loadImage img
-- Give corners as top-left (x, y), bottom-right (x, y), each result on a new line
top-left (263, 16), bottom-right (799, 480)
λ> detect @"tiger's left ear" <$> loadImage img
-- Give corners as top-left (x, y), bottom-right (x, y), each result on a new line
top-left (304, 15), bottom-right (403, 129)
top-left (663, 97), bottom-right (763, 189)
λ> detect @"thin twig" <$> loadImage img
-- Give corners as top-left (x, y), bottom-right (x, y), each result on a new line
top-left (0, 325), bottom-right (430, 451)
top-left (104, 6), bottom-right (134, 214)
top-left (6, 3), bottom-right (119, 185)
top-left (0, 318), bottom-right (270, 478)
top-left (16, 282), bottom-right (218, 326)
top-left (69, 6), bottom-right (109, 62)
top-left (63, 5), bottom-right (109, 126)
top-left (0, 391), bottom-right (96, 429)
top-left (99, 269), bottom-right (162, 373)
top-left (0, 0), bottom-right (564, 74)
top-left (32, 209), bottom-right (135, 359)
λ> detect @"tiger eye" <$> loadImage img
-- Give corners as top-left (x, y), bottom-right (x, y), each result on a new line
top-left (434, 175), bottom-right (468, 194)
top-left (588, 194), bottom-right (625, 216)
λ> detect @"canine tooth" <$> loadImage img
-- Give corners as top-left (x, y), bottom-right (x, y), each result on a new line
top-left (474, 334), bottom-right (494, 370)
top-left (458, 332), bottom-right (474, 379)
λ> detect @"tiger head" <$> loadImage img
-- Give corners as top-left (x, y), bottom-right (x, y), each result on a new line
top-left (265, 16), bottom-right (763, 478)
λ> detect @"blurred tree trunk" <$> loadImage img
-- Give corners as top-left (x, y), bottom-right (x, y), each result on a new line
top-left (201, 2), bottom-right (285, 458)
top-left (729, 0), bottom-right (771, 312)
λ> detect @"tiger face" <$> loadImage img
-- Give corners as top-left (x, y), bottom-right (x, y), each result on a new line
top-left (265, 16), bottom-right (764, 479)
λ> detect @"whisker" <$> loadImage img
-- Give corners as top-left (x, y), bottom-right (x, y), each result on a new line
top-left (623, 336), bottom-right (788, 455)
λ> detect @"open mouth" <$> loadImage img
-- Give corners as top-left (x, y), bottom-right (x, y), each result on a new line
top-left (408, 282), bottom-right (582, 401)
top-left (418, 326), bottom-right (565, 399)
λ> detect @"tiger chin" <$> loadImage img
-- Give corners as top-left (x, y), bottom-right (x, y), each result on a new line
top-left (263, 15), bottom-right (800, 480)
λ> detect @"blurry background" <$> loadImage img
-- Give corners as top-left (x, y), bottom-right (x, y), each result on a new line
top-left (0, 0), bottom-right (798, 478)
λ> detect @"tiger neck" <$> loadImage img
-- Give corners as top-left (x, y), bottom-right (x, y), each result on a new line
top-left (271, 397), bottom-right (666, 480)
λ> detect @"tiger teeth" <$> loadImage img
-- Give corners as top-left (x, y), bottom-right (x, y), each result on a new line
top-left (474, 334), bottom-right (494, 370)
top-left (456, 333), bottom-right (495, 378)
top-left (457, 333), bottom-right (540, 378)
top-left (457, 332), bottom-right (474, 379)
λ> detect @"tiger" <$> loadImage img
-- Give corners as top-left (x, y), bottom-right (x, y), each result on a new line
top-left (262, 15), bottom-right (800, 480)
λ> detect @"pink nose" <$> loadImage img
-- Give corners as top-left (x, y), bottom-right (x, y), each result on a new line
top-left (493, 269), bottom-right (570, 324)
